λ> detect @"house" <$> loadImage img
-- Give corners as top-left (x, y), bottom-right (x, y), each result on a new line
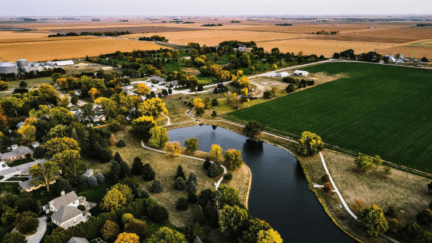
top-left (46, 191), bottom-right (91, 230)
top-left (31, 141), bottom-right (40, 148)
top-left (275, 72), bottom-right (289, 77)
top-left (16, 122), bottom-right (24, 129)
top-left (0, 146), bottom-right (33, 162)
top-left (68, 237), bottom-right (89, 243)
top-left (74, 89), bottom-right (82, 96)
top-left (293, 70), bottom-right (309, 77)
top-left (19, 175), bottom-right (56, 192)
top-left (93, 114), bottom-right (105, 122)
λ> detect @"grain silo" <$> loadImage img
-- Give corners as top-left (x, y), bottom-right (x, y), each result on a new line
top-left (0, 62), bottom-right (18, 74)
top-left (16, 59), bottom-right (28, 70)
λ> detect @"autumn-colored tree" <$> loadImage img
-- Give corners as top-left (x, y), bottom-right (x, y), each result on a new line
top-left (0, 81), bottom-right (9, 91)
top-left (149, 126), bottom-right (169, 148)
top-left (49, 107), bottom-right (74, 125)
top-left (48, 125), bottom-right (69, 139)
top-left (323, 182), bottom-right (333, 193)
top-left (257, 229), bottom-right (283, 243)
top-left (193, 98), bottom-right (205, 109)
top-left (29, 161), bottom-right (60, 192)
top-left (109, 134), bottom-right (117, 146)
top-left (125, 219), bottom-right (147, 236)
top-left (224, 149), bottom-right (244, 171)
top-left (122, 213), bottom-right (135, 225)
top-left (154, 69), bottom-right (162, 77)
top-left (210, 144), bottom-right (223, 161)
top-left (101, 220), bottom-right (120, 241)
top-left (184, 137), bottom-right (199, 153)
top-left (297, 131), bottom-right (325, 156)
top-left (94, 97), bottom-right (119, 118)
top-left (272, 64), bottom-right (278, 70)
top-left (53, 150), bottom-right (81, 176)
top-left (145, 227), bottom-right (187, 243)
top-left (137, 83), bottom-right (150, 95)
top-left (38, 84), bottom-right (57, 97)
top-left (114, 233), bottom-right (139, 243)
top-left (17, 124), bottom-right (36, 143)
top-left (355, 155), bottom-right (375, 172)
top-left (56, 78), bottom-right (69, 89)
top-left (138, 98), bottom-right (168, 117)
top-left (23, 117), bottom-right (37, 126)
top-left (217, 185), bottom-right (240, 207)
top-left (271, 86), bottom-right (278, 96)
top-left (164, 141), bottom-right (182, 156)
top-left (101, 184), bottom-right (133, 211)
top-left (219, 205), bottom-right (250, 239)
top-left (88, 87), bottom-right (100, 100)
top-left (239, 219), bottom-right (272, 243)
top-left (131, 116), bottom-right (156, 140)
top-left (352, 199), bottom-right (366, 213)
top-left (44, 137), bottom-right (80, 158)
top-left (358, 204), bottom-right (389, 236)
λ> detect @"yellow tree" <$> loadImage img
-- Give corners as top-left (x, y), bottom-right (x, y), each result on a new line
top-left (137, 83), bottom-right (150, 95)
top-left (238, 76), bottom-right (251, 89)
top-left (53, 150), bottom-right (81, 176)
top-left (272, 64), bottom-right (278, 70)
top-left (210, 144), bottom-right (223, 161)
top-left (56, 78), bottom-right (69, 89)
top-left (95, 97), bottom-right (119, 118)
top-left (88, 88), bottom-right (100, 100)
top-left (164, 141), bottom-right (182, 156)
top-left (101, 220), bottom-right (120, 241)
top-left (149, 126), bottom-right (169, 148)
top-left (257, 229), bottom-right (283, 243)
top-left (240, 88), bottom-right (249, 96)
top-left (101, 184), bottom-right (133, 211)
top-left (44, 137), bottom-right (80, 158)
top-left (114, 233), bottom-right (139, 243)
top-left (131, 116), bottom-right (156, 140)
top-left (29, 161), bottom-right (60, 192)
top-left (23, 117), bottom-right (38, 126)
top-left (38, 84), bottom-right (57, 97)
top-left (193, 98), bottom-right (205, 109)
top-left (138, 98), bottom-right (168, 117)
top-left (17, 124), bottom-right (36, 143)
top-left (271, 86), bottom-right (278, 96)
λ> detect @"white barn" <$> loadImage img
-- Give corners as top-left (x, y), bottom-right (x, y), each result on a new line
top-left (293, 70), bottom-right (309, 77)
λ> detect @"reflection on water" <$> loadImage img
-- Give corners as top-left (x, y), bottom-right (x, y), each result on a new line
top-left (168, 125), bottom-right (351, 242)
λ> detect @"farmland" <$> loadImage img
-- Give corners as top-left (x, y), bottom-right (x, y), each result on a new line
top-left (230, 62), bottom-right (432, 172)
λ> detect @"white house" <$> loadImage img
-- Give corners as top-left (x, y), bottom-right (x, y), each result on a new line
top-left (275, 72), bottom-right (289, 77)
top-left (293, 70), bottom-right (309, 77)
top-left (68, 237), bottom-right (89, 243)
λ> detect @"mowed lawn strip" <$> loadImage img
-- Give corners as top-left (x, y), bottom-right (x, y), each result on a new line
top-left (230, 62), bottom-right (432, 172)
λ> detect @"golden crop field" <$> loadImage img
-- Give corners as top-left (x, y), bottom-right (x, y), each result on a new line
top-left (0, 31), bottom-right (50, 40)
top-left (0, 37), bottom-right (164, 62)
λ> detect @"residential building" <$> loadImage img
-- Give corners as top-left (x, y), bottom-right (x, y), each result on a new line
top-left (68, 237), bottom-right (90, 243)
top-left (0, 146), bottom-right (33, 162)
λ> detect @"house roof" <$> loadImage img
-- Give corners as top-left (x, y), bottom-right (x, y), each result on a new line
top-left (0, 146), bottom-right (33, 160)
top-left (52, 205), bottom-right (82, 224)
top-left (68, 237), bottom-right (89, 243)
top-left (18, 177), bottom-right (34, 190)
top-left (81, 169), bottom-right (93, 178)
top-left (0, 159), bottom-right (46, 176)
top-left (49, 191), bottom-right (79, 210)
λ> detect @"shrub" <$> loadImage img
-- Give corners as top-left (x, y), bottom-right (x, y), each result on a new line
top-left (194, 205), bottom-right (206, 226)
top-left (212, 98), bottom-right (219, 106)
top-left (15, 211), bottom-right (39, 234)
top-left (57, 179), bottom-right (72, 195)
top-left (188, 172), bottom-right (197, 185)
top-left (151, 179), bottom-right (164, 193)
top-left (78, 177), bottom-right (88, 191)
top-left (282, 77), bottom-right (297, 84)
top-left (71, 96), bottom-right (79, 105)
top-left (188, 191), bottom-right (198, 204)
top-left (0, 81), bottom-right (9, 91)
top-left (87, 175), bottom-right (98, 187)
top-left (386, 218), bottom-right (402, 237)
top-left (321, 174), bottom-right (330, 182)
top-left (101, 220), bottom-right (120, 241)
top-left (78, 205), bottom-right (85, 211)
top-left (185, 137), bottom-right (199, 153)
top-left (384, 167), bottom-right (391, 175)
top-left (211, 110), bottom-right (217, 117)
top-left (404, 222), bottom-right (421, 240)
top-left (117, 140), bottom-right (126, 147)
top-left (142, 163), bottom-right (155, 181)
top-left (352, 199), bottom-right (365, 213)
top-left (174, 177), bottom-right (185, 190)
top-left (355, 155), bottom-right (375, 172)
top-left (176, 197), bottom-right (189, 211)
top-left (137, 189), bottom-right (149, 199)
top-left (263, 91), bottom-right (272, 99)
top-left (119, 161), bottom-right (132, 179)
top-left (96, 173), bottom-right (105, 184)
top-left (285, 84), bottom-right (295, 93)
top-left (207, 163), bottom-right (221, 178)
top-left (196, 108), bottom-right (205, 116)
top-left (203, 157), bottom-right (211, 170)
top-left (146, 199), bottom-right (169, 223)
top-left (19, 81), bottom-right (27, 88)
top-left (114, 152), bottom-right (123, 163)
top-left (223, 173), bottom-right (233, 181)
top-left (297, 131), bottom-right (324, 156)
top-left (417, 209), bottom-right (432, 225)
top-left (184, 222), bottom-right (206, 242)
top-left (124, 219), bottom-right (147, 237)
top-left (358, 204), bottom-right (389, 236)
top-left (132, 157), bottom-right (144, 176)
top-left (323, 183), bottom-right (333, 193)
top-left (198, 189), bottom-right (214, 207)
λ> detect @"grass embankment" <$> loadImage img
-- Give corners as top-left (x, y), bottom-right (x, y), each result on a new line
top-left (109, 128), bottom-right (251, 227)
top-left (230, 62), bottom-right (432, 172)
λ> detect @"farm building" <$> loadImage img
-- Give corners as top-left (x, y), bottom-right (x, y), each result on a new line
top-left (53, 60), bottom-right (74, 66)
top-left (293, 70), bottom-right (309, 77)
top-left (275, 72), bottom-right (289, 77)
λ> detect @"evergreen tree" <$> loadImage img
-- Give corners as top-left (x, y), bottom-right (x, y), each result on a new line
top-left (207, 163), bottom-right (220, 178)
top-left (132, 157), bottom-right (144, 176)
top-left (184, 222), bottom-right (206, 243)
top-left (100, 148), bottom-right (112, 163)
top-left (114, 152), bottom-right (123, 163)
top-left (176, 197), bottom-right (189, 211)
top-left (107, 172), bottom-right (119, 185)
top-left (78, 177), bottom-right (88, 191)
top-left (204, 202), bottom-right (219, 228)
top-left (203, 157), bottom-right (211, 170)
top-left (188, 182), bottom-right (197, 194)
top-left (111, 161), bottom-right (121, 176)
top-left (56, 179), bottom-right (72, 195)
top-left (188, 190), bottom-right (198, 204)
top-left (194, 205), bottom-right (206, 226)
top-left (174, 177), bottom-right (185, 190)
top-left (176, 165), bottom-right (186, 180)
top-left (119, 161), bottom-right (132, 179)
top-left (188, 172), bottom-right (197, 185)
top-left (151, 179), bottom-right (164, 193)
top-left (92, 141), bottom-right (103, 159)
top-left (142, 163), bottom-right (156, 181)
top-left (198, 189), bottom-right (214, 207)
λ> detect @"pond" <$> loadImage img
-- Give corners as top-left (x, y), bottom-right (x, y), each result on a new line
top-left (168, 125), bottom-right (352, 242)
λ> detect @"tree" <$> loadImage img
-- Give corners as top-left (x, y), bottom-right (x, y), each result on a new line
top-left (386, 218), bottom-right (402, 237)
top-left (29, 161), bottom-right (60, 192)
top-left (185, 137), bottom-right (199, 153)
top-left (194, 205), bottom-right (206, 226)
top-left (404, 222), bottom-right (422, 240)
top-left (203, 157), bottom-right (211, 170)
top-left (142, 163), bottom-right (156, 181)
top-left (188, 172), bottom-right (197, 185)
top-left (207, 163), bottom-right (221, 178)
top-left (132, 157), bottom-right (144, 175)
top-left (224, 149), bottom-right (244, 171)
top-left (196, 108), bottom-right (205, 116)
top-left (184, 222), bottom-right (206, 242)
top-left (15, 211), bottom-right (39, 235)
top-left (164, 141), bottom-right (182, 156)
top-left (219, 205), bottom-right (250, 239)
top-left (176, 165), bottom-right (186, 180)
top-left (257, 229), bottom-right (283, 243)
top-left (188, 190), bottom-right (198, 204)
top-left (149, 126), bottom-right (169, 148)
top-left (210, 144), bottom-right (223, 161)
top-left (417, 209), bottom-right (432, 225)
top-left (358, 204), bottom-right (389, 236)
top-left (53, 150), bottom-right (81, 176)
top-left (198, 189), bottom-right (215, 207)
top-left (114, 152), bottom-right (123, 163)
top-left (145, 227), bottom-right (187, 243)
top-left (101, 184), bottom-right (133, 211)
top-left (131, 116), bottom-right (156, 140)
top-left (17, 124), bottom-right (36, 143)
top-left (114, 233), bottom-right (139, 243)
top-left (1, 232), bottom-right (26, 243)
top-left (49, 107), bottom-right (74, 125)
top-left (44, 137), bottom-right (80, 158)
top-left (125, 219), bottom-right (147, 237)
top-left (0, 81), bottom-right (9, 91)
top-left (101, 220), bottom-right (120, 241)
top-left (174, 177), bottom-right (185, 190)
top-left (48, 125), bottom-right (69, 139)
top-left (243, 120), bottom-right (264, 140)
top-left (119, 161), bottom-right (132, 179)
top-left (138, 98), bottom-right (168, 117)
top-left (355, 155), bottom-right (375, 172)
top-left (239, 218), bottom-right (272, 243)
top-left (297, 131), bottom-right (324, 156)
top-left (56, 179), bottom-right (72, 195)
top-left (137, 83), bottom-right (150, 95)
top-left (151, 179), bottom-right (164, 193)
top-left (286, 84), bottom-right (295, 93)
top-left (352, 199), bottom-right (365, 213)
top-left (212, 98), bottom-right (219, 106)
top-left (176, 197), bottom-right (189, 211)
top-left (217, 185), bottom-right (240, 207)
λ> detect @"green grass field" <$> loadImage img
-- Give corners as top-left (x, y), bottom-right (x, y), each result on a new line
top-left (230, 62), bottom-right (432, 172)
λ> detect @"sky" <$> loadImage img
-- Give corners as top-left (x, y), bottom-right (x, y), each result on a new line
top-left (1, 0), bottom-right (431, 16)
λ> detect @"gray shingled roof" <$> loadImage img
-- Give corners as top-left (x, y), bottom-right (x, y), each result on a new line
top-left (18, 177), bottom-right (34, 190)
top-left (0, 146), bottom-right (33, 161)
top-left (50, 191), bottom-right (79, 210)
top-left (52, 206), bottom-right (82, 224)
top-left (0, 159), bottom-right (46, 176)
top-left (68, 237), bottom-right (89, 243)
top-left (194, 236), bottom-right (203, 243)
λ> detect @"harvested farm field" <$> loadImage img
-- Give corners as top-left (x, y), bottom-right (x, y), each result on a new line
top-left (378, 45), bottom-right (432, 59)
top-left (48, 25), bottom-right (203, 34)
top-left (0, 37), bottom-right (164, 62)
top-left (230, 62), bottom-right (432, 172)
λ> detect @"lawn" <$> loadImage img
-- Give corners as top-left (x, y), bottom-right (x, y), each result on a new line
top-left (6, 176), bottom-right (29, 182)
top-left (8, 158), bottom-right (34, 167)
top-left (230, 62), bottom-right (432, 172)
top-left (164, 62), bottom-right (182, 72)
